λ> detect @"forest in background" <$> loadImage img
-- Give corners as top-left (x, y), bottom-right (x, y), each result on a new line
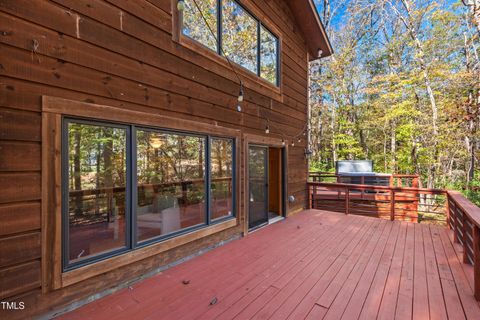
top-left (309, 0), bottom-right (480, 203)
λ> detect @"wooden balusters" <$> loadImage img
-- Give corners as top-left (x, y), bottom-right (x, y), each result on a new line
top-left (308, 184), bottom-right (313, 209)
top-left (345, 188), bottom-right (350, 215)
top-left (474, 225), bottom-right (480, 300)
top-left (446, 191), bottom-right (480, 301)
top-left (390, 191), bottom-right (395, 221)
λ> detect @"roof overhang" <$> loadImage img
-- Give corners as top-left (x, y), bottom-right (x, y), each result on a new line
top-left (287, 0), bottom-right (334, 61)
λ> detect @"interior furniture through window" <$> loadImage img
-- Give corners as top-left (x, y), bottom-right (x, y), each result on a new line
top-left (63, 118), bottom-right (235, 270)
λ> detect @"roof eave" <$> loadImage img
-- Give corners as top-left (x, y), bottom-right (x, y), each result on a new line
top-left (288, 0), bottom-right (334, 61)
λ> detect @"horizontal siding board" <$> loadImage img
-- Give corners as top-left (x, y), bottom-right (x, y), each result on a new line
top-left (0, 12), bottom-right (307, 121)
top-left (0, 261), bottom-right (41, 299)
top-left (0, 202), bottom-right (41, 236)
top-left (0, 76), bottom-right (295, 139)
top-left (0, 232), bottom-right (41, 268)
top-left (0, 44), bottom-right (304, 136)
top-left (145, 0), bottom-right (172, 14)
top-left (0, 173), bottom-right (41, 204)
top-left (2, 0), bottom-right (307, 108)
top-left (51, 0), bottom-right (123, 31)
top-left (0, 141), bottom-right (41, 171)
top-left (0, 0), bottom-right (78, 36)
top-left (0, 108), bottom-right (41, 141)
top-left (105, 0), bottom-right (172, 33)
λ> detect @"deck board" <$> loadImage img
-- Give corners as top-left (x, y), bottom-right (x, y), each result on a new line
top-left (58, 210), bottom-right (480, 320)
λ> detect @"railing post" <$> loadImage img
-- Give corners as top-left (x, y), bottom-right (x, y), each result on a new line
top-left (308, 184), bottom-right (313, 209)
top-left (462, 211), bottom-right (469, 264)
top-left (445, 192), bottom-right (451, 229)
top-left (390, 190), bottom-right (395, 221)
top-left (412, 176), bottom-right (419, 189)
top-left (345, 188), bottom-right (350, 215)
top-left (452, 201), bottom-right (459, 243)
top-left (361, 176), bottom-right (365, 199)
top-left (473, 225), bottom-right (480, 300)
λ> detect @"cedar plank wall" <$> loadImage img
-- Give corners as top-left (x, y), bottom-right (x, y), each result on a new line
top-left (0, 0), bottom-right (309, 318)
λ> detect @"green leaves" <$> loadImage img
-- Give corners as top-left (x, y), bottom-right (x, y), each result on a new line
top-left (309, 0), bottom-right (479, 190)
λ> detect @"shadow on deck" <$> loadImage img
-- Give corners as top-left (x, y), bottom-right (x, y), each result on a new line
top-left (58, 210), bottom-right (480, 320)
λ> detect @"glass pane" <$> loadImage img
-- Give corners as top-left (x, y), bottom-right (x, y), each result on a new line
top-left (210, 138), bottom-right (233, 220)
top-left (136, 130), bottom-right (206, 242)
top-left (248, 146), bottom-right (268, 229)
top-left (183, 0), bottom-right (218, 51)
top-left (260, 26), bottom-right (278, 85)
top-left (67, 122), bottom-right (127, 265)
top-left (222, 0), bottom-right (258, 73)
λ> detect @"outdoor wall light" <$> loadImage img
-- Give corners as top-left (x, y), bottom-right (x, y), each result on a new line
top-left (304, 148), bottom-right (313, 159)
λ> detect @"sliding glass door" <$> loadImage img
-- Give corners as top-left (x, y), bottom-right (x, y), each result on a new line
top-left (248, 146), bottom-right (268, 229)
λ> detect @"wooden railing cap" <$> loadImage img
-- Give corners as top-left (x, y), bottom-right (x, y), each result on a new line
top-left (447, 190), bottom-right (480, 228)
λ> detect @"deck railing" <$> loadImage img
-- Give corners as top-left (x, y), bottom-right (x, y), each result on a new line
top-left (309, 172), bottom-right (420, 188)
top-left (307, 182), bottom-right (446, 223)
top-left (307, 181), bottom-right (480, 300)
top-left (447, 191), bottom-right (480, 300)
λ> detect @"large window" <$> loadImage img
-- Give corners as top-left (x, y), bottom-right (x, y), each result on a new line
top-left (63, 119), bottom-right (235, 270)
top-left (183, 0), bottom-right (279, 86)
top-left (136, 130), bottom-right (206, 242)
top-left (65, 121), bottom-right (129, 266)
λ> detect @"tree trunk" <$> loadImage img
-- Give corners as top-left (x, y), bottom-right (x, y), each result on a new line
top-left (74, 129), bottom-right (82, 215)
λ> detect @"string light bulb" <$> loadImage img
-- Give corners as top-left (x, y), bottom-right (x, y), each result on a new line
top-left (282, 138), bottom-right (286, 146)
top-left (265, 121), bottom-right (270, 134)
top-left (177, 0), bottom-right (185, 11)
top-left (238, 83), bottom-right (244, 102)
top-left (291, 141), bottom-right (295, 147)
top-left (237, 104), bottom-right (242, 112)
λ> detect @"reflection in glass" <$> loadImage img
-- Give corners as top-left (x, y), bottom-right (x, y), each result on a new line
top-left (222, 0), bottom-right (258, 73)
top-left (67, 122), bottom-right (127, 264)
top-left (211, 139), bottom-right (233, 220)
top-left (248, 146), bottom-right (268, 229)
top-left (136, 130), bottom-right (206, 242)
top-left (260, 26), bottom-right (278, 85)
top-left (183, 0), bottom-right (218, 51)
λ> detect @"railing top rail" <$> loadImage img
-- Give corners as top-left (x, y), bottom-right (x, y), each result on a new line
top-left (448, 190), bottom-right (480, 228)
top-left (392, 174), bottom-right (420, 178)
top-left (309, 171), bottom-right (419, 178)
top-left (307, 181), bottom-right (445, 194)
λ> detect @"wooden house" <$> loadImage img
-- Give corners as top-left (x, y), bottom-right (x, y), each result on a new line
top-left (0, 0), bottom-right (332, 318)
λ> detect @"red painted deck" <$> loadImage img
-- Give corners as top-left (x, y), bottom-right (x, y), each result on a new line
top-left (58, 210), bottom-right (480, 319)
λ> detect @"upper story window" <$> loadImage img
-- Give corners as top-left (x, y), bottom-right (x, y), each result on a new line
top-left (183, 0), bottom-right (218, 52)
top-left (182, 0), bottom-right (280, 86)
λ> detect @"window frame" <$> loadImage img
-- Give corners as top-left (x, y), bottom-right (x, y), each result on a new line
top-left (62, 118), bottom-right (133, 271)
top-left (61, 119), bottom-right (237, 271)
top-left (259, 24), bottom-right (280, 87)
top-left (208, 136), bottom-right (237, 223)
top-left (133, 126), bottom-right (210, 248)
top-left (181, 0), bottom-right (281, 87)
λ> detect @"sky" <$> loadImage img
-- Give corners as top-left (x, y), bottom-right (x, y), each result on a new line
top-left (314, 0), bottom-right (463, 31)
